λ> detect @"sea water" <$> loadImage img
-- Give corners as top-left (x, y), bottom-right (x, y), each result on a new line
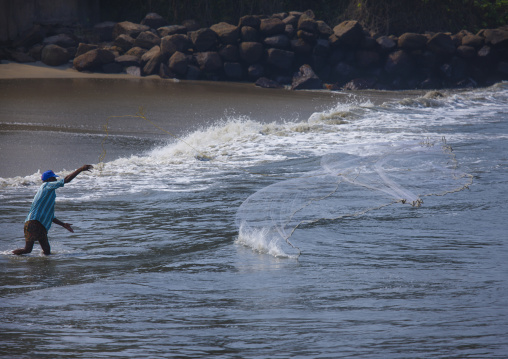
top-left (0, 79), bottom-right (507, 358)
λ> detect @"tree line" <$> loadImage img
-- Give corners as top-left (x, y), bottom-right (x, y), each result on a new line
top-left (100, 0), bottom-right (508, 35)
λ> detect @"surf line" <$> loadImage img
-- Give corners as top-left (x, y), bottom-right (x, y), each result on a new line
top-left (97, 106), bottom-right (320, 180)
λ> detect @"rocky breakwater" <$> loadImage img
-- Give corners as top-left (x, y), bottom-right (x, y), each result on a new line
top-left (2, 11), bottom-right (508, 90)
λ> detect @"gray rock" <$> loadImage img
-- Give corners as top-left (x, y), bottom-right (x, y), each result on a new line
top-left (196, 51), bottom-right (222, 72)
top-left (76, 43), bottom-right (98, 57)
top-left (134, 31), bottom-right (161, 49)
top-left (241, 26), bottom-right (258, 42)
top-left (126, 66), bottom-right (141, 76)
top-left (142, 46), bottom-right (162, 75)
top-left (239, 42), bottom-right (263, 64)
top-left (462, 34), bottom-right (484, 48)
top-left (248, 64), bottom-right (264, 79)
top-left (298, 13), bottom-right (317, 33)
top-left (125, 47), bottom-right (147, 58)
top-left (114, 34), bottom-right (135, 52)
top-left (41, 44), bottom-right (69, 66)
top-left (43, 34), bottom-right (77, 48)
top-left (218, 44), bottom-right (239, 62)
top-left (483, 28), bottom-right (508, 47)
top-left (260, 18), bottom-right (285, 36)
top-left (264, 34), bottom-right (290, 49)
top-left (456, 45), bottom-right (476, 58)
top-left (158, 25), bottom-right (187, 38)
top-left (168, 51), bottom-right (189, 76)
top-left (210, 22), bottom-right (240, 44)
top-left (291, 38), bottom-right (312, 54)
top-left (238, 15), bottom-right (260, 29)
top-left (141, 13), bottom-right (168, 29)
top-left (73, 49), bottom-right (115, 71)
top-left (355, 50), bottom-right (380, 67)
top-left (113, 21), bottom-right (150, 38)
top-left (255, 77), bottom-right (282, 88)
top-left (427, 33), bottom-right (456, 56)
top-left (316, 21), bottom-right (333, 38)
top-left (190, 28), bottom-right (218, 52)
top-left (161, 34), bottom-right (191, 58)
top-left (398, 33), bottom-right (428, 50)
top-left (376, 36), bottom-right (396, 52)
top-left (292, 64), bottom-right (322, 90)
top-left (385, 50), bottom-right (414, 75)
top-left (115, 54), bottom-right (141, 67)
top-left (266, 48), bottom-right (294, 69)
top-left (332, 21), bottom-right (364, 47)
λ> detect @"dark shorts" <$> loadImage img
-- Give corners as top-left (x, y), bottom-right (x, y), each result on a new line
top-left (24, 220), bottom-right (48, 243)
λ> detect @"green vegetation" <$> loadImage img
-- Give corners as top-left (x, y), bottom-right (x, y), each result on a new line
top-left (99, 0), bottom-right (508, 34)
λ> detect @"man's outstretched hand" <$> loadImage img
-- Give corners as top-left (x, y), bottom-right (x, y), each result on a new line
top-left (63, 223), bottom-right (74, 233)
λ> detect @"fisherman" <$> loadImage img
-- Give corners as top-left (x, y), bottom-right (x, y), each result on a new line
top-left (13, 164), bottom-right (94, 255)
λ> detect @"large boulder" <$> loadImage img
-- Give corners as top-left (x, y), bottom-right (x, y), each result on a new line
top-left (141, 13), bottom-right (168, 29)
top-left (331, 20), bottom-right (364, 47)
top-left (255, 77), bottom-right (282, 88)
top-left (398, 33), bottom-right (428, 50)
top-left (291, 64), bottom-right (322, 90)
top-left (260, 18), bottom-right (286, 36)
top-left (427, 33), bottom-right (456, 56)
top-left (168, 51), bottom-right (189, 76)
top-left (43, 34), bottom-right (77, 48)
top-left (114, 34), bottom-right (135, 52)
top-left (238, 15), bottom-right (261, 29)
top-left (313, 38), bottom-right (330, 57)
top-left (385, 50), bottom-right (414, 75)
top-left (248, 64), bottom-right (265, 79)
top-left (210, 22), bottom-right (240, 44)
top-left (161, 34), bottom-right (191, 58)
top-left (297, 13), bottom-right (317, 34)
top-left (75, 43), bottom-right (98, 57)
top-left (158, 25), bottom-right (187, 37)
top-left (218, 44), bottom-right (239, 62)
top-left (73, 49), bottom-right (115, 71)
top-left (266, 48), bottom-right (294, 69)
top-left (125, 47), bottom-right (147, 58)
top-left (376, 36), bottom-right (397, 52)
top-left (462, 34), bottom-right (484, 48)
top-left (355, 50), bottom-right (380, 67)
top-left (115, 54), bottom-right (140, 67)
top-left (190, 28), bottom-right (218, 52)
top-left (134, 31), bottom-right (161, 49)
top-left (483, 28), bottom-right (508, 47)
top-left (264, 34), bottom-right (290, 49)
top-left (316, 21), bottom-right (333, 38)
top-left (241, 26), bottom-right (258, 42)
top-left (41, 44), bottom-right (69, 66)
top-left (195, 51), bottom-right (222, 72)
top-left (239, 42), bottom-right (263, 64)
top-left (456, 45), bottom-right (476, 58)
top-left (113, 21), bottom-right (150, 39)
top-left (141, 45), bottom-right (162, 75)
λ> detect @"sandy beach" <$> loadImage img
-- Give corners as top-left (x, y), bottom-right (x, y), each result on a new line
top-left (0, 60), bottom-right (142, 79)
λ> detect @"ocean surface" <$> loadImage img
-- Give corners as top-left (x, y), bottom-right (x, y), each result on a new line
top-left (1, 78), bottom-right (507, 358)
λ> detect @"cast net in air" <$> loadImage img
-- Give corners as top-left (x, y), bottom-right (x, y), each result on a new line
top-left (235, 139), bottom-right (473, 258)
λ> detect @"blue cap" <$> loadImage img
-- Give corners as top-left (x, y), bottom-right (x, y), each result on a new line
top-left (41, 170), bottom-right (59, 181)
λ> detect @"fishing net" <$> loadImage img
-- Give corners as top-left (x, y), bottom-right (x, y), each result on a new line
top-left (235, 139), bottom-right (473, 258)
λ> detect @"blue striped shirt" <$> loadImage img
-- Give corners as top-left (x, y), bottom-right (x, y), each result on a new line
top-left (25, 178), bottom-right (65, 231)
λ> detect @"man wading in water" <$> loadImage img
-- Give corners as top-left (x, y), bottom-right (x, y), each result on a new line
top-left (13, 164), bottom-right (94, 255)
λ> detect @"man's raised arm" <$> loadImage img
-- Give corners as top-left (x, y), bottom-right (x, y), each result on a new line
top-left (64, 165), bottom-right (94, 184)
